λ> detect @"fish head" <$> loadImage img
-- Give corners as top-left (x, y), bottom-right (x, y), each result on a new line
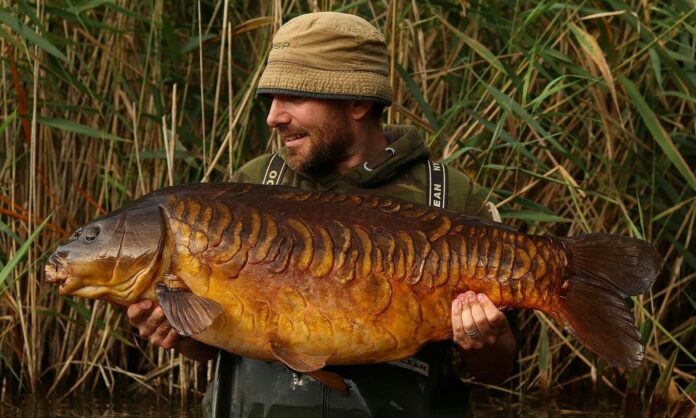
top-left (45, 203), bottom-right (169, 305)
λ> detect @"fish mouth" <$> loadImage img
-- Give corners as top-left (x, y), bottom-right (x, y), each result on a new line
top-left (45, 255), bottom-right (70, 290)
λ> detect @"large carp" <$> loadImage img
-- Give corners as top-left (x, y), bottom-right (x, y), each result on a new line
top-left (45, 183), bottom-right (661, 375)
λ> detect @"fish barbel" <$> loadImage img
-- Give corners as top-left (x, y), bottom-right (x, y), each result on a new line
top-left (45, 182), bottom-right (662, 374)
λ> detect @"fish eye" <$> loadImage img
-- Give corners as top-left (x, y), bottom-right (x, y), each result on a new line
top-left (84, 226), bottom-right (100, 242)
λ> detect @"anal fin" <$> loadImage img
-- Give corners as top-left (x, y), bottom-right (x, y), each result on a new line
top-left (156, 274), bottom-right (222, 337)
top-left (269, 341), bottom-right (331, 372)
top-left (269, 341), bottom-right (348, 396)
top-left (306, 370), bottom-right (349, 397)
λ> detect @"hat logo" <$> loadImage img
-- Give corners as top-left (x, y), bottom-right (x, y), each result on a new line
top-left (272, 41), bottom-right (290, 50)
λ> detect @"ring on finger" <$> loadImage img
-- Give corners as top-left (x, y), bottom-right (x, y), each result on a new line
top-left (465, 329), bottom-right (480, 338)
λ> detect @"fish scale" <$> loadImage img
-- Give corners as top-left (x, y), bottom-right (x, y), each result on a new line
top-left (186, 189), bottom-right (566, 308)
top-left (179, 190), bottom-right (585, 315)
top-left (46, 182), bottom-right (662, 372)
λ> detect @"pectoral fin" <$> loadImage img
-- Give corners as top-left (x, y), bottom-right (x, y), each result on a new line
top-left (156, 274), bottom-right (222, 337)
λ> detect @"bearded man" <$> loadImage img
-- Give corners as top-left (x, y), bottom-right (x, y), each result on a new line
top-left (128, 12), bottom-right (518, 418)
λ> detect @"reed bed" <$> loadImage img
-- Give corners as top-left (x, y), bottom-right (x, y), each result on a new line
top-left (0, 0), bottom-right (694, 414)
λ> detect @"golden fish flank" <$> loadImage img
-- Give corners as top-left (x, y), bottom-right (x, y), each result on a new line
top-left (45, 182), bottom-right (662, 373)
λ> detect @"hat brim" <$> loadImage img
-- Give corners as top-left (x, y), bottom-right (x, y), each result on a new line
top-left (256, 62), bottom-right (392, 106)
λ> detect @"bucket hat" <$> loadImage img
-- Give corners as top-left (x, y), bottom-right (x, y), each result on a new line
top-left (256, 12), bottom-right (393, 106)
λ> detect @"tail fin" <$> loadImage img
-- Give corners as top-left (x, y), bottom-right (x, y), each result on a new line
top-left (552, 233), bottom-right (662, 369)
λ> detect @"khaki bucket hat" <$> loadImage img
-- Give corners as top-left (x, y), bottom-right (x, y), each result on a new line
top-left (256, 12), bottom-right (393, 106)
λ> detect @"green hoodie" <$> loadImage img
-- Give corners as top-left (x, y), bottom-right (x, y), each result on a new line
top-left (231, 125), bottom-right (490, 219)
top-left (205, 125), bottom-right (493, 418)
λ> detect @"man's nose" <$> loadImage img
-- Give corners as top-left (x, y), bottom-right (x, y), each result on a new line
top-left (266, 98), bottom-right (291, 128)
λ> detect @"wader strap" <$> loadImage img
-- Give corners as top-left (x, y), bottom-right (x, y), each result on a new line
top-left (388, 161), bottom-right (448, 377)
top-left (426, 160), bottom-right (447, 209)
top-left (262, 153), bottom-right (287, 185)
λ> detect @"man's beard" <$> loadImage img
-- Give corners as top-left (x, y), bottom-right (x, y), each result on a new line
top-left (285, 107), bottom-right (354, 175)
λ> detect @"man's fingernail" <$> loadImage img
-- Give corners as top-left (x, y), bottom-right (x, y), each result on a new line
top-left (467, 293), bottom-right (476, 303)
top-left (478, 293), bottom-right (486, 302)
top-left (142, 300), bottom-right (152, 308)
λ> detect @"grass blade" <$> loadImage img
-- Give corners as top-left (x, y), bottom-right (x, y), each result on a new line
top-left (0, 109), bottom-right (17, 134)
top-left (36, 116), bottom-right (128, 142)
top-left (66, 0), bottom-right (115, 14)
top-left (0, 10), bottom-right (67, 62)
top-left (395, 63), bottom-right (439, 132)
top-left (498, 210), bottom-right (570, 223)
top-left (436, 14), bottom-right (507, 76)
top-left (620, 76), bottom-right (696, 192)
top-left (0, 216), bottom-right (50, 289)
top-left (568, 22), bottom-right (620, 117)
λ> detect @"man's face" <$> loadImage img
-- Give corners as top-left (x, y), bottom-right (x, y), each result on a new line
top-left (266, 95), bottom-right (355, 174)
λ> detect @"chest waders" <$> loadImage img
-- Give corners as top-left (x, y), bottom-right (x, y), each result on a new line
top-left (207, 158), bottom-right (472, 418)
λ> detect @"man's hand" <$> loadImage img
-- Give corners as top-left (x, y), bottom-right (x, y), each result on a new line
top-left (127, 300), bottom-right (179, 350)
top-left (451, 291), bottom-right (509, 350)
top-left (451, 291), bottom-right (517, 383)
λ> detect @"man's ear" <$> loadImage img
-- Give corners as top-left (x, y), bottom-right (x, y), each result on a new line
top-left (348, 100), bottom-right (373, 121)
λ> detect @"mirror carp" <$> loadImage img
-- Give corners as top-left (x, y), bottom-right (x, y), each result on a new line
top-left (45, 182), bottom-right (662, 378)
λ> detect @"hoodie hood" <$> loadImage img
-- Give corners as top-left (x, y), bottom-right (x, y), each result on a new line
top-left (280, 125), bottom-right (430, 189)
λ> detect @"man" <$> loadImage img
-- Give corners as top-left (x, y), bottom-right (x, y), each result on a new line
top-left (128, 12), bottom-right (517, 417)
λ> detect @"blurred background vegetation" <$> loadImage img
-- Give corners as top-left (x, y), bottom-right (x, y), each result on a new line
top-left (0, 0), bottom-right (694, 415)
